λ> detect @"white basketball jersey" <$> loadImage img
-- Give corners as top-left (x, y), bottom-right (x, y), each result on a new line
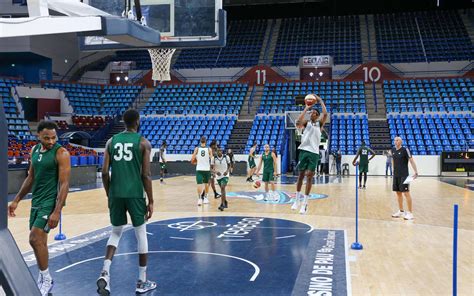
top-left (298, 121), bottom-right (321, 154)
top-left (212, 155), bottom-right (230, 180)
top-left (196, 147), bottom-right (211, 171)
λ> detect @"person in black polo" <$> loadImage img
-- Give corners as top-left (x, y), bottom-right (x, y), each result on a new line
top-left (391, 137), bottom-right (419, 220)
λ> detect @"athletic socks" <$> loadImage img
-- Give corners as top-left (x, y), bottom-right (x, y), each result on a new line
top-left (103, 259), bottom-right (112, 274)
top-left (40, 268), bottom-right (51, 279)
top-left (138, 266), bottom-right (147, 282)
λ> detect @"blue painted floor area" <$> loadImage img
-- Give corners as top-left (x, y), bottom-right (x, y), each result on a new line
top-left (226, 190), bottom-right (328, 205)
top-left (279, 175), bottom-right (343, 185)
top-left (440, 177), bottom-right (474, 191)
top-left (25, 217), bottom-right (348, 296)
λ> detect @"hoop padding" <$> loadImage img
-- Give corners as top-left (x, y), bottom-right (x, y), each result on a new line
top-left (148, 48), bottom-right (176, 81)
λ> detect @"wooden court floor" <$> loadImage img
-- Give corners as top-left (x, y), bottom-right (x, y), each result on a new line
top-left (8, 175), bottom-right (474, 295)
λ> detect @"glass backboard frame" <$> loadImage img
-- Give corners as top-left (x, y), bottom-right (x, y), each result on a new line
top-left (80, 0), bottom-right (226, 51)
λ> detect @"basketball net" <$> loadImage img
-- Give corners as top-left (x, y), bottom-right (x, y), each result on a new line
top-left (148, 47), bottom-right (176, 82)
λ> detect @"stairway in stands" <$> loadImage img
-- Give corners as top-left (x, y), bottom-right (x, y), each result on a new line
top-left (368, 120), bottom-right (392, 153)
top-left (95, 121), bottom-right (125, 148)
top-left (226, 120), bottom-right (253, 154)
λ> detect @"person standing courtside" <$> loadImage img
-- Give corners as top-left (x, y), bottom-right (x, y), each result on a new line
top-left (159, 140), bottom-right (167, 183)
top-left (256, 144), bottom-right (278, 201)
top-left (352, 140), bottom-right (376, 189)
top-left (9, 121), bottom-right (71, 296)
top-left (247, 142), bottom-right (258, 182)
top-left (191, 136), bottom-right (213, 206)
top-left (291, 95), bottom-right (328, 214)
top-left (384, 149), bottom-right (393, 177)
top-left (97, 109), bottom-right (156, 295)
top-left (212, 148), bottom-right (231, 211)
top-left (391, 137), bottom-right (418, 220)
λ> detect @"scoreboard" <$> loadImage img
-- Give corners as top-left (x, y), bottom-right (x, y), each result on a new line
top-left (440, 151), bottom-right (474, 173)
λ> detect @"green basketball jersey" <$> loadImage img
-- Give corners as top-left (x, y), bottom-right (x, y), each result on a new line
top-left (108, 132), bottom-right (144, 199)
top-left (262, 152), bottom-right (274, 172)
top-left (31, 143), bottom-right (62, 208)
top-left (359, 146), bottom-right (369, 165)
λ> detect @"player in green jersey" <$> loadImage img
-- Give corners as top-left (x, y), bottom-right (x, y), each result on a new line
top-left (9, 121), bottom-right (71, 296)
top-left (256, 144), bottom-right (278, 202)
top-left (97, 109), bottom-right (156, 295)
top-left (246, 142), bottom-right (258, 182)
top-left (352, 140), bottom-right (376, 189)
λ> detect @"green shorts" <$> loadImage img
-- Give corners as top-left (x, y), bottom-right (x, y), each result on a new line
top-left (262, 170), bottom-right (274, 182)
top-left (248, 158), bottom-right (256, 169)
top-left (359, 163), bottom-right (369, 173)
top-left (108, 198), bottom-right (146, 227)
top-left (217, 177), bottom-right (229, 186)
top-left (29, 205), bottom-right (55, 233)
top-left (297, 150), bottom-right (320, 172)
top-left (196, 170), bottom-right (211, 184)
top-left (160, 162), bottom-right (166, 170)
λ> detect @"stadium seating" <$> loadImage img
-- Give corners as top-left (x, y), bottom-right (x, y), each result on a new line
top-left (7, 138), bottom-right (100, 166)
top-left (1, 78), bottom-right (34, 139)
top-left (100, 85), bottom-right (143, 115)
top-left (329, 114), bottom-right (370, 154)
top-left (43, 82), bottom-right (102, 115)
top-left (273, 16), bottom-right (362, 66)
top-left (142, 83), bottom-right (248, 115)
top-left (140, 115), bottom-right (237, 153)
top-left (259, 81), bottom-right (366, 114)
top-left (174, 19), bottom-right (267, 69)
top-left (72, 115), bottom-right (111, 131)
top-left (388, 113), bottom-right (473, 155)
top-left (384, 78), bottom-right (474, 113)
top-left (245, 115), bottom-right (285, 154)
top-left (375, 10), bottom-right (473, 63)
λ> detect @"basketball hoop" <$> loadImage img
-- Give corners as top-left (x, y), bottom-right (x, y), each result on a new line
top-left (148, 47), bottom-right (176, 82)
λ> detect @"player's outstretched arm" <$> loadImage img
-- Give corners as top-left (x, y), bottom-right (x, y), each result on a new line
top-left (102, 138), bottom-right (112, 197)
top-left (256, 155), bottom-right (263, 176)
top-left (8, 148), bottom-right (36, 217)
top-left (191, 147), bottom-right (198, 163)
top-left (408, 152), bottom-right (419, 179)
top-left (48, 147), bottom-right (71, 229)
top-left (296, 104), bottom-right (311, 128)
top-left (316, 95), bottom-right (328, 127)
top-left (352, 148), bottom-right (361, 166)
top-left (368, 147), bottom-right (377, 161)
top-left (141, 137), bottom-right (154, 220)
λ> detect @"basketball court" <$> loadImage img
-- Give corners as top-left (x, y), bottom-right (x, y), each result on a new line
top-left (0, 0), bottom-right (473, 295)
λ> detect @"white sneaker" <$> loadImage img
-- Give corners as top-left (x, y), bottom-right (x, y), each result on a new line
top-left (39, 276), bottom-right (54, 296)
top-left (403, 211), bottom-right (414, 220)
top-left (96, 271), bottom-right (110, 296)
top-left (203, 197), bottom-right (209, 204)
top-left (299, 202), bottom-right (308, 214)
top-left (197, 198), bottom-right (202, 206)
top-left (272, 192), bottom-right (280, 201)
top-left (136, 280), bottom-right (157, 294)
top-left (391, 210), bottom-right (405, 218)
top-left (291, 198), bottom-right (300, 210)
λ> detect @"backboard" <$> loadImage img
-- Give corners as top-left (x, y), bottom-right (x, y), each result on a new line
top-left (81, 0), bottom-right (226, 50)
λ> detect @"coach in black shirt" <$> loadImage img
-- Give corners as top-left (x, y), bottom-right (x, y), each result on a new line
top-left (391, 137), bottom-right (418, 221)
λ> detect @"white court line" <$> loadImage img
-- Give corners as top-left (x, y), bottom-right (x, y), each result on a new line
top-left (275, 235), bottom-right (296, 239)
top-left (55, 251), bottom-right (260, 281)
top-left (170, 237), bottom-right (194, 240)
top-left (344, 230), bottom-right (353, 296)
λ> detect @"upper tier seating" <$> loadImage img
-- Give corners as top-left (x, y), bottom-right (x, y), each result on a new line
top-left (273, 16), bottom-right (362, 66)
top-left (142, 83), bottom-right (248, 115)
top-left (260, 81), bottom-right (366, 114)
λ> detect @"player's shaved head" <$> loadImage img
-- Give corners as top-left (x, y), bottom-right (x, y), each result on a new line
top-left (394, 137), bottom-right (403, 148)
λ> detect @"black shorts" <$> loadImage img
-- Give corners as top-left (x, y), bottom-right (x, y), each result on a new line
top-left (393, 176), bottom-right (409, 192)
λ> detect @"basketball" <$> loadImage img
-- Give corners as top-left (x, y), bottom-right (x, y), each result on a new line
top-left (304, 94), bottom-right (317, 106)
top-left (253, 180), bottom-right (261, 189)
